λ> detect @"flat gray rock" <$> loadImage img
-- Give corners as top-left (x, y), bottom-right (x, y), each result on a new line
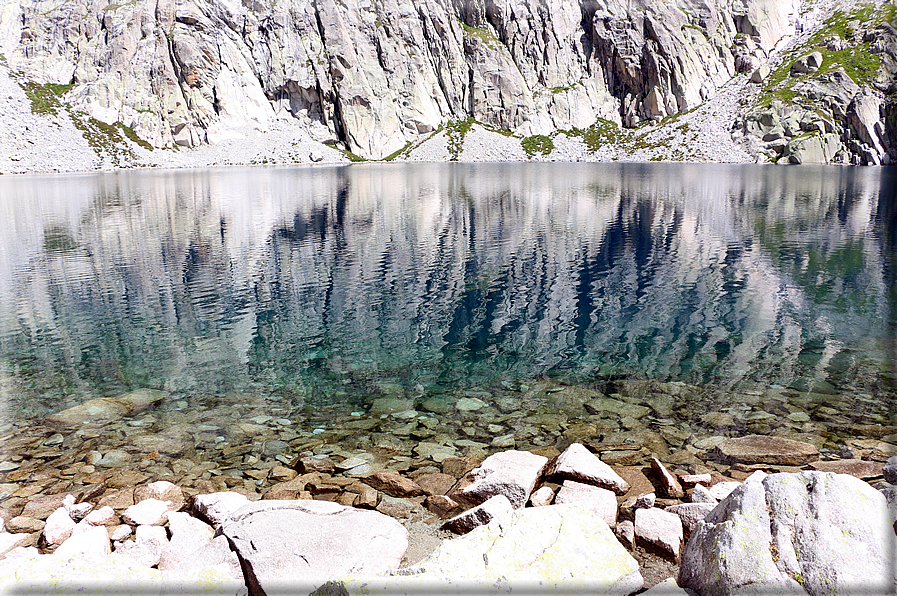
top-left (339, 503), bottom-right (643, 595)
top-left (45, 389), bottom-right (167, 427)
top-left (680, 471), bottom-right (897, 595)
top-left (221, 499), bottom-right (408, 596)
top-left (550, 442), bottom-right (630, 494)
top-left (450, 450), bottom-right (548, 509)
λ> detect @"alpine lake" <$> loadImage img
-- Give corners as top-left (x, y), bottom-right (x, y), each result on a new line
top-left (0, 162), bottom-right (895, 499)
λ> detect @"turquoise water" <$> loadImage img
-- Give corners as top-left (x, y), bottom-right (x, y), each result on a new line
top-left (0, 162), bottom-right (894, 432)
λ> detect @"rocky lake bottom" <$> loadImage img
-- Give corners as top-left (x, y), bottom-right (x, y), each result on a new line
top-left (0, 374), bottom-right (895, 594)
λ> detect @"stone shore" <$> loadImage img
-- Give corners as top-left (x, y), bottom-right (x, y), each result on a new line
top-left (0, 411), bottom-right (895, 595)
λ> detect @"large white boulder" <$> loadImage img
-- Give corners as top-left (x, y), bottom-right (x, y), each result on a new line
top-left (339, 503), bottom-right (643, 595)
top-left (220, 499), bottom-right (408, 596)
top-left (679, 471), bottom-right (897, 595)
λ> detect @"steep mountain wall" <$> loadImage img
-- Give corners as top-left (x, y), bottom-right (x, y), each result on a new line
top-left (0, 0), bottom-right (800, 159)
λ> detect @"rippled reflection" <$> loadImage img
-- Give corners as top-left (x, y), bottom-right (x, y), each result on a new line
top-left (0, 163), bottom-right (894, 422)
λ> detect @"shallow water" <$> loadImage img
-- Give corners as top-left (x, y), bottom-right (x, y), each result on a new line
top-left (0, 163), bottom-right (894, 465)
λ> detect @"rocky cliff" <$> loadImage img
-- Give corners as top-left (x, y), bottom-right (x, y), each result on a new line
top-left (0, 0), bottom-right (894, 164)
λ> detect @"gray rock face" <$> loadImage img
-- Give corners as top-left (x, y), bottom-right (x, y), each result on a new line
top-left (192, 491), bottom-right (251, 527)
top-left (220, 499), bottom-right (408, 596)
top-left (340, 504), bottom-right (643, 595)
top-left (680, 471), bottom-right (897, 595)
top-left (0, 0), bottom-right (801, 159)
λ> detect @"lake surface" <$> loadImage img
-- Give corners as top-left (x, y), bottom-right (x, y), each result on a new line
top-left (0, 163), bottom-right (895, 467)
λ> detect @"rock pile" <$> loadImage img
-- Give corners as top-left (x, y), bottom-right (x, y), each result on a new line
top-left (0, 443), bottom-right (894, 595)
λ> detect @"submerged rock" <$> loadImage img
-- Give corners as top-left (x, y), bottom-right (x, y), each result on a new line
top-left (711, 435), bottom-right (819, 466)
top-left (45, 389), bottom-right (167, 427)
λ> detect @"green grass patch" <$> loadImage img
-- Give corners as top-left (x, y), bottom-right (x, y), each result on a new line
top-left (116, 122), bottom-right (152, 151)
top-left (459, 21), bottom-right (501, 49)
top-left (335, 147), bottom-right (366, 162)
top-left (21, 81), bottom-right (68, 115)
top-left (383, 142), bottom-right (412, 162)
top-left (70, 111), bottom-right (139, 166)
top-left (521, 134), bottom-right (554, 157)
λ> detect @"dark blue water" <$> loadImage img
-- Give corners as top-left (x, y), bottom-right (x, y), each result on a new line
top-left (0, 162), bottom-right (894, 433)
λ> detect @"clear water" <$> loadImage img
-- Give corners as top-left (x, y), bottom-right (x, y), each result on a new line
top-left (0, 162), bottom-right (894, 440)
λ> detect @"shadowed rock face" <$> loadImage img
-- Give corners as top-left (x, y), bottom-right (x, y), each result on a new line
top-left (0, 0), bottom-right (795, 158)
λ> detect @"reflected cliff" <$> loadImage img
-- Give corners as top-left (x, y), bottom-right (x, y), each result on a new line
top-left (0, 163), bottom-right (893, 420)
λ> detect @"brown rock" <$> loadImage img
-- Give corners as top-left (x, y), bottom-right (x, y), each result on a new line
top-left (651, 458), bottom-right (684, 498)
top-left (97, 487), bottom-right (136, 510)
top-left (106, 470), bottom-right (150, 489)
top-left (306, 482), bottom-right (341, 497)
top-left (363, 471), bottom-right (424, 498)
top-left (263, 489), bottom-right (299, 500)
top-left (353, 487), bottom-right (380, 509)
top-left (711, 435), bottom-right (819, 466)
top-left (679, 473), bottom-right (712, 487)
top-left (441, 457), bottom-right (481, 479)
top-left (5, 516), bottom-right (44, 533)
top-left (423, 495), bottom-right (459, 517)
top-left (413, 473), bottom-right (457, 496)
top-left (295, 457), bottom-right (335, 474)
top-left (808, 459), bottom-right (882, 479)
top-left (336, 492), bottom-right (357, 507)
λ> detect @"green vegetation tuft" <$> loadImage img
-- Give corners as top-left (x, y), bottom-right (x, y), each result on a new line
top-left (445, 117), bottom-right (475, 160)
top-left (116, 122), bottom-right (152, 151)
top-left (521, 134), bottom-right (554, 157)
top-left (69, 112), bottom-right (140, 166)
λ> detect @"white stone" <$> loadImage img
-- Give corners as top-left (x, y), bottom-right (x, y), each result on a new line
top-left (43, 508), bottom-right (75, 545)
top-left (157, 511), bottom-right (215, 570)
top-left (53, 524), bottom-right (110, 558)
top-left (690, 483), bottom-right (717, 503)
top-left (114, 525), bottom-right (168, 567)
top-left (341, 504), bottom-right (643, 595)
top-left (707, 481), bottom-right (741, 501)
top-left (451, 450), bottom-right (548, 509)
top-left (635, 508), bottom-right (683, 562)
top-left (680, 471), bottom-right (897, 594)
top-left (121, 499), bottom-right (174, 527)
top-left (221, 499), bottom-right (408, 596)
top-left (550, 443), bottom-right (630, 494)
top-left (83, 506), bottom-right (116, 526)
top-left (442, 494), bottom-right (514, 534)
top-left (192, 492), bottom-right (251, 527)
top-left (555, 480), bottom-right (618, 528)
top-left (529, 486), bottom-right (554, 507)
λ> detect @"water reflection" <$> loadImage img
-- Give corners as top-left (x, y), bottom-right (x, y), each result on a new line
top-left (0, 163), bottom-right (893, 424)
